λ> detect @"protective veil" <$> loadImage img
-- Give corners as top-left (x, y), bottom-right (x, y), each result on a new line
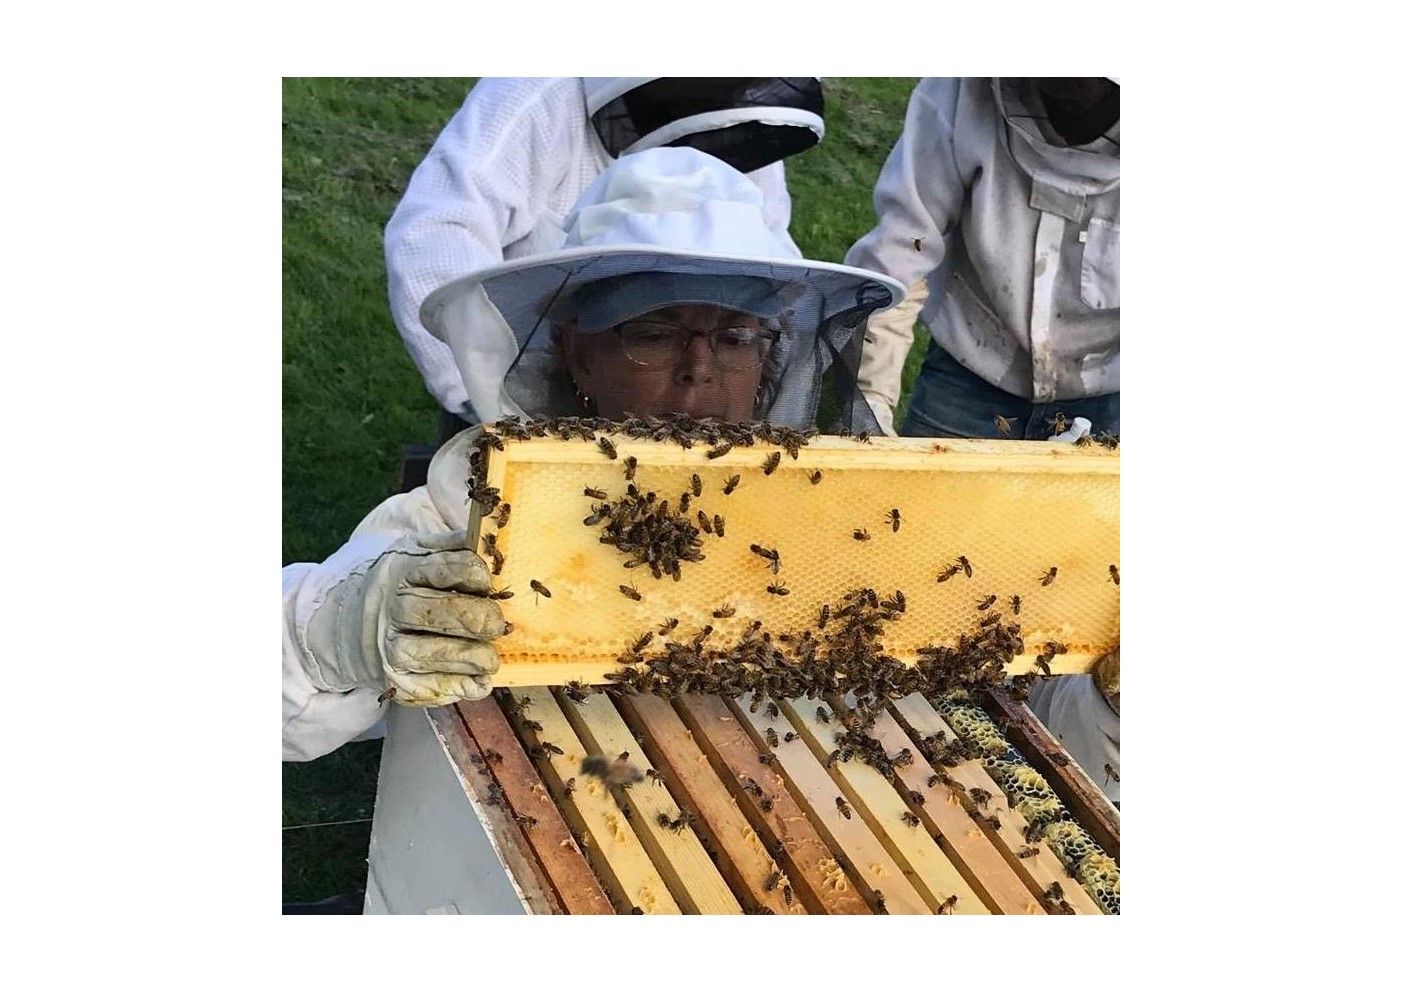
top-left (286, 147), bottom-right (902, 761)
top-left (386, 78), bottom-right (823, 420)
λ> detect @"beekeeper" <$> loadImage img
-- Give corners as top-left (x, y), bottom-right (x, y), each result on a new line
top-left (386, 77), bottom-right (826, 433)
top-left (285, 146), bottom-right (902, 763)
top-left (845, 77), bottom-right (1119, 441)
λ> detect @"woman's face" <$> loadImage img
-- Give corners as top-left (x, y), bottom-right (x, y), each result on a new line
top-left (562, 304), bottom-right (768, 421)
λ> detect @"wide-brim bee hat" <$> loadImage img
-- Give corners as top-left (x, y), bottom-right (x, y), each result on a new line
top-left (421, 146), bottom-right (905, 428)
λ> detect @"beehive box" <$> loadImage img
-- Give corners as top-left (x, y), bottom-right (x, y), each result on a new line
top-left (378, 685), bottom-right (1120, 914)
top-left (470, 431), bottom-right (1119, 687)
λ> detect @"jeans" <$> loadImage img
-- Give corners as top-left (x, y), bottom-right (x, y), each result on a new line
top-left (902, 342), bottom-right (1120, 440)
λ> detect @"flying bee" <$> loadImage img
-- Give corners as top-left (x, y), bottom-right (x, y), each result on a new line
top-left (809, 470), bottom-right (822, 485)
top-left (596, 437), bottom-right (618, 460)
top-left (977, 594), bottom-right (997, 611)
top-left (835, 796), bottom-right (852, 820)
top-left (697, 509), bottom-right (713, 534)
top-left (723, 474), bottom-right (740, 494)
top-left (762, 451), bottom-right (782, 475)
top-left (935, 894), bottom-right (958, 914)
top-left (766, 581), bottom-right (790, 596)
top-left (530, 579), bottom-right (552, 601)
top-left (580, 754), bottom-right (644, 787)
top-left (1040, 566), bottom-right (1058, 586)
top-left (492, 503), bottom-right (512, 528)
top-left (957, 555), bottom-right (972, 578)
top-left (852, 528), bottom-right (871, 541)
top-left (901, 811), bottom-right (920, 827)
top-left (630, 631), bottom-right (654, 653)
top-left (488, 586), bottom-right (514, 600)
top-left (713, 515), bottom-right (725, 537)
top-left (1010, 594), bottom-right (1022, 615)
top-left (1104, 763), bottom-right (1120, 785)
top-left (658, 617), bottom-right (679, 635)
top-left (706, 441), bottom-right (733, 459)
top-left (994, 414), bottom-right (1018, 437)
top-left (816, 706), bottom-right (831, 724)
top-left (377, 686), bottom-right (397, 704)
top-left (764, 727), bottom-right (779, 748)
top-left (1047, 412), bottom-right (1069, 436)
top-left (691, 473), bottom-right (703, 497)
top-left (1108, 564), bottom-right (1120, 585)
top-left (713, 603), bottom-right (736, 619)
top-left (1016, 845), bottom-right (1040, 859)
top-left (619, 582), bottom-right (643, 601)
top-left (582, 486), bottom-right (608, 500)
top-left (886, 509), bottom-right (901, 532)
top-left (968, 787), bottom-right (992, 808)
top-left (936, 563), bottom-right (961, 583)
top-left (817, 604), bottom-right (830, 629)
top-left (623, 455), bottom-right (638, 480)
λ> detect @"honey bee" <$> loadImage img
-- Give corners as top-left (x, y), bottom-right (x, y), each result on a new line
top-left (623, 455), bottom-right (638, 480)
top-left (762, 451), bottom-right (782, 475)
top-left (872, 890), bottom-right (888, 913)
top-left (521, 717), bottom-right (544, 732)
top-left (1048, 753), bottom-right (1070, 767)
top-left (765, 701), bottom-right (779, 719)
top-left (1016, 846), bottom-right (1040, 859)
top-left (764, 870), bottom-right (782, 892)
top-left (723, 474), bottom-right (741, 494)
top-left (685, 472), bottom-right (701, 497)
top-left (1074, 435), bottom-right (1094, 447)
top-left (530, 579), bottom-right (552, 600)
top-left (582, 486), bottom-right (608, 500)
top-left (782, 884), bottom-right (793, 907)
top-left (908, 790), bottom-right (925, 805)
top-left (713, 514), bottom-right (726, 537)
top-left (1047, 412), bottom-right (1069, 436)
top-left (540, 741), bottom-right (565, 756)
top-left (957, 555), bottom-right (972, 578)
top-left (994, 414), bottom-right (1018, 437)
top-left (855, 431), bottom-right (873, 444)
top-left (713, 603), bottom-right (737, 618)
top-left (852, 528), bottom-right (871, 541)
top-left (886, 509), bottom-right (901, 533)
top-left (377, 686), bottom-right (397, 704)
top-left (1095, 431), bottom-right (1120, 450)
top-left (1044, 882), bottom-right (1065, 903)
top-left (563, 777), bottom-right (577, 796)
top-left (1108, 564), bottom-right (1119, 585)
top-left (489, 545), bottom-right (506, 575)
top-left (481, 748), bottom-right (503, 765)
top-left (981, 812), bottom-right (1002, 831)
top-left (759, 796), bottom-right (774, 813)
top-left (580, 754), bottom-right (644, 787)
top-left (914, 237), bottom-right (923, 252)
top-left (515, 813), bottom-right (539, 830)
top-left (784, 731), bottom-right (798, 743)
top-left (816, 706), bottom-right (831, 724)
top-left (507, 694), bottom-right (533, 715)
top-left (630, 631), bottom-right (654, 653)
top-left (487, 586), bottom-right (514, 600)
top-left (901, 811), bottom-right (920, 827)
top-left (1104, 763), bottom-right (1120, 785)
top-left (696, 509), bottom-right (713, 534)
top-left (766, 581), bottom-right (790, 596)
top-left (658, 617), bottom-right (679, 635)
top-left (596, 437), bottom-right (618, 460)
top-left (678, 492), bottom-right (690, 514)
top-left (706, 442), bottom-right (733, 460)
top-left (809, 470), bottom-right (823, 485)
top-left (619, 582), bottom-right (643, 601)
top-left (1040, 566), bottom-right (1058, 586)
top-left (968, 787), bottom-right (992, 808)
top-left (493, 503), bottom-right (512, 528)
top-left (935, 894), bottom-right (958, 914)
top-left (765, 727), bottom-right (779, 748)
top-left (927, 773), bottom-right (948, 788)
top-left (976, 594), bottom-right (997, 611)
top-left (643, 769), bottom-right (665, 786)
top-left (817, 604), bottom-right (830, 629)
top-left (1010, 594), bottom-right (1022, 615)
top-left (835, 796), bottom-right (853, 819)
top-left (758, 753), bottom-right (776, 765)
top-left (582, 506), bottom-right (608, 527)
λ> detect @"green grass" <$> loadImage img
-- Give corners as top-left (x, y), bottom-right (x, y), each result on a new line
top-left (282, 77), bottom-right (926, 904)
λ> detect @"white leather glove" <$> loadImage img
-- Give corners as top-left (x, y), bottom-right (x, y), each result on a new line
top-left (304, 529), bottom-right (506, 707)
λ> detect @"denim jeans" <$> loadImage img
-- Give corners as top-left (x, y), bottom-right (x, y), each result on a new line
top-left (902, 342), bottom-right (1120, 440)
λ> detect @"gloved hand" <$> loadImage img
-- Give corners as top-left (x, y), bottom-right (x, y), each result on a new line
top-left (304, 529), bottom-right (507, 707)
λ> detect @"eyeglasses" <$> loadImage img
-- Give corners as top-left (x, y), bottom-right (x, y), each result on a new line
top-left (614, 320), bottom-right (778, 371)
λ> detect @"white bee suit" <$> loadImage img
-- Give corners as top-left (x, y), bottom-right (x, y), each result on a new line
top-left (385, 78), bottom-right (803, 420)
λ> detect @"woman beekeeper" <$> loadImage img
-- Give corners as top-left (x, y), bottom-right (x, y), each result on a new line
top-left (386, 77), bottom-right (827, 434)
top-left (285, 146), bottom-right (903, 763)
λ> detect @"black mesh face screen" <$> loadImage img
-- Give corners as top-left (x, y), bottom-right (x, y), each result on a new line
top-left (668, 120), bottom-right (820, 175)
top-left (591, 78), bottom-right (824, 169)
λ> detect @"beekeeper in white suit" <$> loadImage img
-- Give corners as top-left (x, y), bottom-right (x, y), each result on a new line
top-left (843, 77), bottom-right (1120, 801)
top-left (285, 146), bottom-right (902, 764)
top-left (385, 77), bottom-right (826, 433)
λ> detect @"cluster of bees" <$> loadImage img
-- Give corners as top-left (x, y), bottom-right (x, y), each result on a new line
top-left (994, 412), bottom-right (1122, 449)
top-left (487, 412), bottom-right (822, 456)
top-left (583, 482), bottom-right (710, 583)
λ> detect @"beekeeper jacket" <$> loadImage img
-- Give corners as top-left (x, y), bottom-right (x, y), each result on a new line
top-left (283, 430), bottom-right (481, 761)
top-left (385, 78), bottom-right (798, 420)
top-left (845, 78), bottom-right (1119, 430)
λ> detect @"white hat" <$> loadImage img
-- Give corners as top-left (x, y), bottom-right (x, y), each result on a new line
top-left (421, 147), bottom-right (904, 423)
